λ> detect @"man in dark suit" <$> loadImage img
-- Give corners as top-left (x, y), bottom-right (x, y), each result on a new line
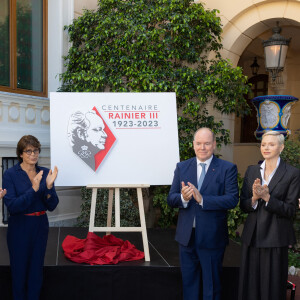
top-left (167, 128), bottom-right (239, 300)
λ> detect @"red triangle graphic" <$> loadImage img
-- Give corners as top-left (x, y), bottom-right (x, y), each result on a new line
top-left (92, 106), bottom-right (116, 171)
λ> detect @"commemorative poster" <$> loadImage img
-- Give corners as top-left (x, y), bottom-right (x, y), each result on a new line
top-left (50, 92), bottom-right (179, 186)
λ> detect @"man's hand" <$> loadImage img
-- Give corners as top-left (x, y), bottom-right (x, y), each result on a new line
top-left (0, 188), bottom-right (7, 199)
top-left (187, 182), bottom-right (203, 204)
top-left (181, 181), bottom-right (193, 202)
top-left (46, 166), bottom-right (58, 189)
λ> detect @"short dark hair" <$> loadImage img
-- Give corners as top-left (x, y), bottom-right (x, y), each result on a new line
top-left (16, 135), bottom-right (41, 162)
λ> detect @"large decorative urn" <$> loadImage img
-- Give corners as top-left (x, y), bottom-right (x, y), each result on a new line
top-left (251, 95), bottom-right (298, 140)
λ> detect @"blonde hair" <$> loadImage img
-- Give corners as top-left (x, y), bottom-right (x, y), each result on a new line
top-left (261, 131), bottom-right (285, 145)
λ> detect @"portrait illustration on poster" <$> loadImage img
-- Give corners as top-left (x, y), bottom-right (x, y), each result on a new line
top-left (67, 107), bottom-right (116, 171)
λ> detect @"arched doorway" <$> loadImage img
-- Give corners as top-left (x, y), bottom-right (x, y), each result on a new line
top-left (206, 0), bottom-right (300, 173)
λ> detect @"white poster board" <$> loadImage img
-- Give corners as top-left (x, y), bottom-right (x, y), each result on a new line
top-left (50, 92), bottom-right (179, 186)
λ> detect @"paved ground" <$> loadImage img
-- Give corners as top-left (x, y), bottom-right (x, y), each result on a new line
top-left (288, 275), bottom-right (300, 300)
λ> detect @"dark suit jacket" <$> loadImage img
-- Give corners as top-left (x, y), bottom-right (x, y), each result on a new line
top-left (167, 156), bottom-right (239, 248)
top-left (240, 160), bottom-right (300, 247)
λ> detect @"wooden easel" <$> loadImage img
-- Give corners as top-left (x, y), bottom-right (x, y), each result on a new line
top-left (87, 184), bottom-right (150, 261)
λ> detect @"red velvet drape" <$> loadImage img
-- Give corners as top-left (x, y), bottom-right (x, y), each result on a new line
top-left (62, 232), bottom-right (144, 265)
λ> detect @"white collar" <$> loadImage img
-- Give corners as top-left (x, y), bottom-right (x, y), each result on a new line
top-left (260, 157), bottom-right (281, 171)
top-left (196, 155), bottom-right (213, 167)
top-left (260, 157), bottom-right (281, 185)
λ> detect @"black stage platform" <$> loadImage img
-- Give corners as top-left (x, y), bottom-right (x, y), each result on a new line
top-left (0, 227), bottom-right (241, 300)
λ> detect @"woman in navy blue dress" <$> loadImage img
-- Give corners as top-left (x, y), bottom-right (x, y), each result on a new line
top-left (3, 135), bottom-right (59, 300)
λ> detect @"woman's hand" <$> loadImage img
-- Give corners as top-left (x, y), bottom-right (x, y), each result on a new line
top-left (252, 178), bottom-right (262, 204)
top-left (32, 171), bottom-right (43, 192)
top-left (252, 179), bottom-right (270, 203)
top-left (0, 188), bottom-right (7, 199)
top-left (46, 166), bottom-right (58, 189)
top-left (259, 184), bottom-right (270, 202)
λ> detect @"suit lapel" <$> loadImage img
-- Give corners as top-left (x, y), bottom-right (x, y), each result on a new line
top-left (267, 160), bottom-right (286, 194)
top-left (200, 156), bottom-right (218, 191)
top-left (190, 157), bottom-right (198, 187)
top-left (244, 164), bottom-right (261, 195)
top-left (255, 164), bottom-right (262, 181)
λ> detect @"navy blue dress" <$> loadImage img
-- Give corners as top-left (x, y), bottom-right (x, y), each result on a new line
top-left (3, 163), bottom-right (59, 300)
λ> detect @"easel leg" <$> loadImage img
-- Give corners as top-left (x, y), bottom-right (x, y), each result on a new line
top-left (137, 188), bottom-right (150, 261)
top-left (106, 188), bottom-right (114, 235)
top-left (115, 188), bottom-right (120, 227)
top-left (88, 188), bottom-right (97, 232)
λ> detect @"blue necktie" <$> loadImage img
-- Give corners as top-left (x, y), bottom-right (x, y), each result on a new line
top-left (198, 163), bottom-right (206, 191)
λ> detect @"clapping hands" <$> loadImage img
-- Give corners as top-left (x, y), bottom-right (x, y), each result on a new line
top-left (252, 178), bottom-right (270, 203)
top-left (32, 171), bottom-right (43, 192)
top-left (46, 166), bottom-right (58, 189)
top-left (187, 182), bottom-right (203, 204)
top-left (181, 182), bottom-right (193, 202)
top-left (181, 182), bottom-right (203, 204)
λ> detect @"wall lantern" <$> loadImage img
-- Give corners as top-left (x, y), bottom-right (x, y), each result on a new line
top-left (262, 22), bottom-right (291, 82)
top-left (250, 57), bottom-right (260, 76)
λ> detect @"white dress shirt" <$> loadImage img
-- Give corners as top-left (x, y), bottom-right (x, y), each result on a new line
top-left (260, 157), bottom-right (280, 185)
top-left (181, 155), bottom-right (213, 208)
top-left (252, 157), bottom-right (280, 209)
